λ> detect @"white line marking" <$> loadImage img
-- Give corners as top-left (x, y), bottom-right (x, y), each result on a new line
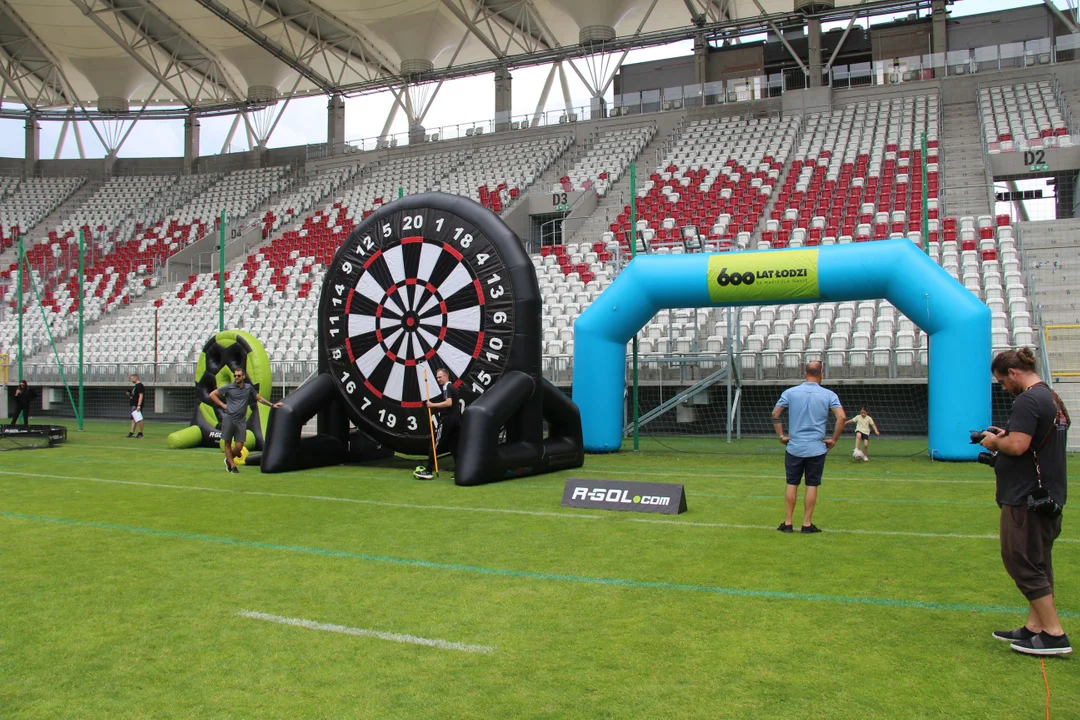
top-left (597, 468), bottom-right (995, 485)
top-left (236, 610), bottom-right (495, 654)
top-left (3, 469), bottom-right (1077, 544)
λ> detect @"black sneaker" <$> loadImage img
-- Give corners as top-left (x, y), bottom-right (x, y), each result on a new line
top-left (136, 433), bottom-right (143, 439)
top-left (224, 458), bottom-right (233, 473)
top-left (777, 522), bottom-right (794, 533)
top-left (992, 626), bottom-right (1037, 643)
top-left (230, 465), bottom-right (240, 474)
top-left (126, 433), bottom-right (134, 438)
top-left (1011, 632), bottom-right (1072, 656)
top-left (801, 524), bottom-right (823, 534)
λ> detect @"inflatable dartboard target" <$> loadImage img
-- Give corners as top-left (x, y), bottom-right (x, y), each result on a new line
top-left (166, 329), bottom-right (272, 450)
top-left (319, 194), bottom-right (522, 454)
top-left (263, 192), bottom-right (583, 485)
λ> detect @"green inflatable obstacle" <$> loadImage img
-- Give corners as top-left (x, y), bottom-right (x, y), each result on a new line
top-left (166, 330), bottom-right (273, 450)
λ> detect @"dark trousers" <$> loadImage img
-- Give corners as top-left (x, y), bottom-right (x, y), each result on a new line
top-left (1000, 505), bottom-right (1062, 602)
top-left (10, 407), bottom-right (29, 426)
top-left (426, 423), bottom-right (460, 471)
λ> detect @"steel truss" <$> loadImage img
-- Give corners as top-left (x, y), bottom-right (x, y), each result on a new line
top-left (0, 0), bottom-right (933, 122)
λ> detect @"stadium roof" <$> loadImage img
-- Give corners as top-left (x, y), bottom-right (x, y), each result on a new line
top-left (0, 0), bottom-right (926, 116)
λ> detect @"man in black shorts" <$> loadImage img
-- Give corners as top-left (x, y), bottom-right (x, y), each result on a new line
top-left (209, 367), bottom-right (282, 473)
top-left (126, 374), bottom-right (145, 438)
top-left (414, 368), bottom-right (461, 480)
top-left (771, 361), bottom-right (845, 533)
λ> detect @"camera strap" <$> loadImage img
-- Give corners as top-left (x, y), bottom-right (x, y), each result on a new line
top-left (1029, 382), bottom-right (1070, 491)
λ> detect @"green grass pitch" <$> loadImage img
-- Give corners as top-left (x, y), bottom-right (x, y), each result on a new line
top-left (1, 421), bottom-right (1077, 719)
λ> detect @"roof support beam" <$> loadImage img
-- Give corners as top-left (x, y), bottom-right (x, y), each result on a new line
top-left (531, 62), bottom-right (557, 128)
top-left (285, 0), bottom-right (399, 78)
top-left (73, 113), bottom-right (86, 158)
top-left (130, 0), bottom-right (247, 100)
top-left (441, 0), bottom-right (505, 59)
top-left (192, 0), bottom-right (337, 93)
top-left (53, 115), bottom-right (70, 160)
top-left (0, 0), bottom-right (74, 106)
top-left (1044, 0), bottom-right (1079, 34)
top-left (0, 0), bottom-right (933, 117)
top-left (69, 0), bottom-right (191, 105)
top-left (682, 0), bottom-right (706, 27)
top-left (825, 0), bottom-right (869, 72)
top-left (750, 0), bottom-right (807, 75)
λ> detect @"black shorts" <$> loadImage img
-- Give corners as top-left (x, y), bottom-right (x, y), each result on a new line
top-left (856, 431), bottom-right (869, 441)
top-left (785, 452), bottom-right (826, 487)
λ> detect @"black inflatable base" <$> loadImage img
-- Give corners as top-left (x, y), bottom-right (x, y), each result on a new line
top-left (455, 371), bottom-right (585, 486)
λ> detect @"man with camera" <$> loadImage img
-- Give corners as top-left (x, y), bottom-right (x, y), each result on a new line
top-left (978, 347), bottom-right (1071, 656)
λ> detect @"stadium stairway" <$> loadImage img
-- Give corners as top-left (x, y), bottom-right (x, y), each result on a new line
top-left (1018, 218), bottom-right (1080, 325)
top-left (1015, 218), bottom-right (1080, 443)
top-left (0, 177), bottom-right (95, 267)
top-left (563, 112), bottom-right (684, 249)
top-left (941, 101), bottom-right (993, 218)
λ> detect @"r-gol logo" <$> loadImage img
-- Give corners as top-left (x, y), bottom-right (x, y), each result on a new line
top-left (571, 486), bottom-right (670, 505)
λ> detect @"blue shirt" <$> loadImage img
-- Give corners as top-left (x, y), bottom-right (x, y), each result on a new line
top-left (777, 381), bottom-right (842, 458)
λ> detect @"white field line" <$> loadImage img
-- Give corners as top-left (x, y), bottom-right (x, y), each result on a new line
top-left (236, 610), bottom-right (495, 654)
top-left (3, 469), bottom-right (1077, 544)
top-left (50, 444), bottom-right (1006, 483)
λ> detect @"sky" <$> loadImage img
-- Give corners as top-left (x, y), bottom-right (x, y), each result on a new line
top-left (0, 0), bottom-right (1070, 161)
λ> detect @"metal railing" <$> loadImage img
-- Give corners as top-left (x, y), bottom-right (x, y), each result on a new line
top-left (300, 39), bottom-right (1078, 161)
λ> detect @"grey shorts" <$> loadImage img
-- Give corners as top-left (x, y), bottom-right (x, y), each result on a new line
top-left (221, 418), bottom-right (247, 445)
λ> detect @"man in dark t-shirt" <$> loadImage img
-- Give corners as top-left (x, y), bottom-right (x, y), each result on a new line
top-left (980, 347), bottom-right (1071, 656)
top-left (209, 367), bottom-right (282, 473)
top-left (414, 367), bottom-right (461, 480)
top-left (10, 380), bottom-right (32, 426)
top-left (127, 374), bottom-right (145, 438)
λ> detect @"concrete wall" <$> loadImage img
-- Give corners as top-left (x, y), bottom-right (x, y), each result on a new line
top-left (0, 157), bottom-right (24, 176)
top-left (616, 56), bottom-right (696, 95)
top-left (36, 158), bottom-right (108, 179)
top-left (112, 157), bottom-right (184, 176)
top-left (947, 6), bottom-right (1056, 52)
top-left (710, 45), bottom-right (766, 81)
top-left (872, 21), bottom-right (933, 62)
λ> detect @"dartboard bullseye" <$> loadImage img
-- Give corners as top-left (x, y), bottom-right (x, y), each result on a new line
top-left (319, 199), bottom-right (517, 453)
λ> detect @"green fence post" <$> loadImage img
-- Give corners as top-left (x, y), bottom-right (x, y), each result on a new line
top-left (398, 186), bottom-right (404, 199)
top-left (219, 210), bottom-right (225, 332)
top-left (629, 163), bottom-right (639, 452)
top-left (921, 132), bottom-right (929, 254)
top-left (16, 234), bottom-right (23, 381)
top-left (78, 228), bottom-right (85, 431)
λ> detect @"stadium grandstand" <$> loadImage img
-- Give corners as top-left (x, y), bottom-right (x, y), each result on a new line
top-left (0, 0), bottom-right (1078, 439)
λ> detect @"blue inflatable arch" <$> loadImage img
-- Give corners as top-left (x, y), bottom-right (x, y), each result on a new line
top-left (572, 239), bottom-right (990, 460)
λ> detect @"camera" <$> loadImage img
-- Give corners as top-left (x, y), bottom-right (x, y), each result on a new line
top-left (1028, 488), bottom-right (1063, 517)
top-left (969, 430), bottom-right (997, 467)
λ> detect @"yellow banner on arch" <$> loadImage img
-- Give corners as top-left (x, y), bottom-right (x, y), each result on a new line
top-left (706, 249), bottom-right (820, 303)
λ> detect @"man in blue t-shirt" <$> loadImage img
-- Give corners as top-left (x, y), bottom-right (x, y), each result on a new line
top-left (771, 360), bottom-right (846, 534)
